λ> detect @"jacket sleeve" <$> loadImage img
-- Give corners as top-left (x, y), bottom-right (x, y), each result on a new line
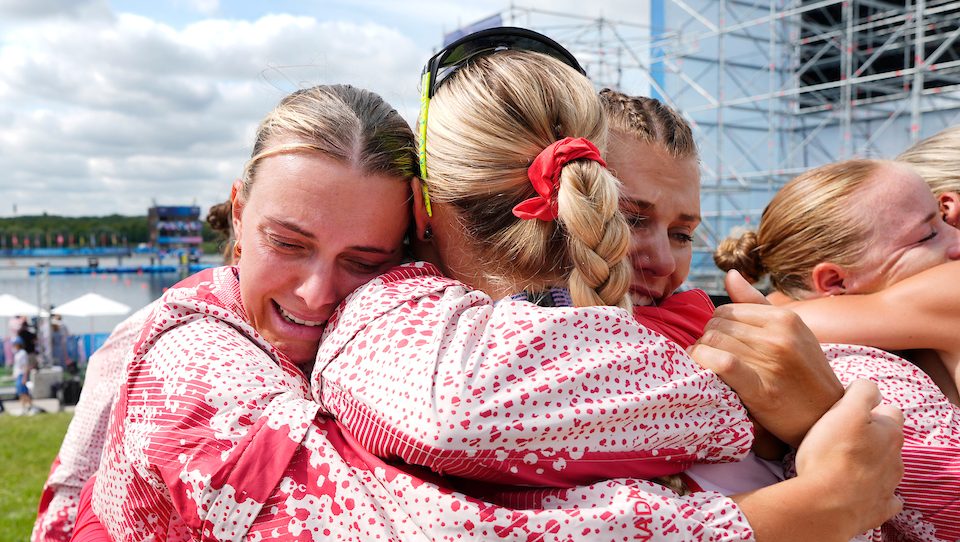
top-left (94, 315), bottom-right (322, 541)
top-left (825, 344), bottom-right (960, 542)
top-left (31, 305), bottom-right (153, 542)
top-left (314, 279), bottom-right (753, 488)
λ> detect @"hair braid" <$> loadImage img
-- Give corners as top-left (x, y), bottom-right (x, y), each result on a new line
top-left (558, 161), bottom-right (632, 309)
top-left (599, 88), bottom-right (696, 159)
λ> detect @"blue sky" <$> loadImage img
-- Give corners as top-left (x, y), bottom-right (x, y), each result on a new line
top-left (0, 0), bottom-right (647, 217)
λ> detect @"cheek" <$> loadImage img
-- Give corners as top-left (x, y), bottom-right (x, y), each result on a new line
top-left (912, 250), bottom-right (947, 277)
top-left (670, 249), bottom-right (691, 285)
top-left (885, 248), bottom-right (944, 287)
top-left (675, 247), bottom-right (692, 273)
top-left (239, 249), bottom-right (292, 303)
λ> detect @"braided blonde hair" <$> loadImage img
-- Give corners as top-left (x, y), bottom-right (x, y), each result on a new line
top-left (599, 89), bottom-right (697, 159)
top-left (423, 51), bottom-right (631, 310)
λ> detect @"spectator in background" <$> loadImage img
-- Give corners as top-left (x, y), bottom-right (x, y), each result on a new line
top-left (17, 316), bottom-right (38, 359)
top-left (12, 336), bottom-right (35, 415)
top-left (5, 315), bottom-right (25, 369)
top-left (49, 315), bottom-right (73, 372)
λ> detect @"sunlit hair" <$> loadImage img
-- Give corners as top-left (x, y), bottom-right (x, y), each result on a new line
top-left (714, 159), bottom-right (885, 298)
top-left (423, 51), bottom-right (632, 310)
top-left (898, 125), bottom-right (960, 196)
top-left (237, 84), bottom-right (417, 201)
top-left (599, 89), bottom-right (697, 159)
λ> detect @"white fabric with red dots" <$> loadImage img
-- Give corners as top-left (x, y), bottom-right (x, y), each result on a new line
top-left (313, 262), bottom-right (754, 487)
top-left (91, 265), bottom-right (758, 541)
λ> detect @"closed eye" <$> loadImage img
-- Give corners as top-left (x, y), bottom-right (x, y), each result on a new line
top-left (918, 229), bottom-right (938, 243)
top-left (267, 235), bottom-right (302, 251)
top-left (346, 260), bottom-right (382, 273)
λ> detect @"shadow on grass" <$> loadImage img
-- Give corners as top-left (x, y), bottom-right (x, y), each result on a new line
top-left (0, 411), bottom-right (72, 540)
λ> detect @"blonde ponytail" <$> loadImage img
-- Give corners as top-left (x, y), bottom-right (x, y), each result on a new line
top-left (422, 51), bottom-right (631, 309)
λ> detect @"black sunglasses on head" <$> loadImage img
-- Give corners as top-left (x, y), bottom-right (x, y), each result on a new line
top-left (422, 26), bottom-right (586, 99)
top-left (417, 27), bottom-right (586, 215)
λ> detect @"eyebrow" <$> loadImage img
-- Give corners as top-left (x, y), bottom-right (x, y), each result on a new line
top-left (620, 197), bottom-right (701, 223)
top-left (262, 216), bottom-right (397, 255)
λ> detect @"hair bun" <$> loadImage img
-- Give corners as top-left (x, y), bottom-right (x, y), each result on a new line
top-left (206, 199), bottom-right (233, 238)
top-left (713, 231), bottom-right (765, 284)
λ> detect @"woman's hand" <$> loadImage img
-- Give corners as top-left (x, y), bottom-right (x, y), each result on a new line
top-left (794, 379), bottom-right (904, 533)
top-left (734, 379), bottom-right (903, 542)
top-left (688, 270), bottom-right (844, 447)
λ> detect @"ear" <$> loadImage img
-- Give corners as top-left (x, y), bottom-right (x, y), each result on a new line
top-left (938, 191), bottom-right (960, 228)
top-left (410, 177), bottom-right (432, 241)
top-left (810, 262), bottom-right (848, 296)
top-left (230, 179), bottom-right (244, 241)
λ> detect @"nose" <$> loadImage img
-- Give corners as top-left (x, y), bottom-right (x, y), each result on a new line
top-left (294, 261), bottom-right (339, 311)
top-left (630, 230), bottom-right (676, 278)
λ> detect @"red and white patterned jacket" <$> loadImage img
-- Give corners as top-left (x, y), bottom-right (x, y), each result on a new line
top-left (313, 263), bottom-right (753, 487)
top-left (45, 263), bottom-right (960, 542)
top-left (826, 345), bottom-right (960, 542)
top-left (92, 265), bottom-right (758, 541)
top-left (314, 264), bottom-right (960, 542)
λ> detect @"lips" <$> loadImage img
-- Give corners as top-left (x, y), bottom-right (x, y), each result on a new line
top-left (629, 285), bottom-right (660, 307)
top-left (260, 301), bottom-right (328, 365)
top-left (274, 301), bottom-right (326, 327)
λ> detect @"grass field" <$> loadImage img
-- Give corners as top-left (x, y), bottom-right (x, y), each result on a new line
top-left (0, 410), bottom-right (72, 541)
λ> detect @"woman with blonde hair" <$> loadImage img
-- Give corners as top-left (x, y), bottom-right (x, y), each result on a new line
top-left (600, 89), bottom-right (712, 345)
top-left (715, 158), bottom-right (960, 541)
top-left (310, 29), bottom-right (903, 541)
top-left (87, 83), bottom-right (421, 540)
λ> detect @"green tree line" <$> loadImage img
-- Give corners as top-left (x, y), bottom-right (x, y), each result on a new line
top-left (0, 214), bottom-right (218, 248)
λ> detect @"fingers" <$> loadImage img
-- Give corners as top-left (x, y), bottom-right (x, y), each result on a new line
top-left (710, 302), bottom-right (805, 329)
top-left (836, 380), bottom-right (906, 456)
top-left (699, 317), bottom-right (783, 357)
top-left (839, 379), bottom-right (883, 412)
top-left (725, 270), bottom-right (771, 305)
top-left (688, 343), bottom-right (759, 395)
top-left (873, 402), bottom-right (906, 428)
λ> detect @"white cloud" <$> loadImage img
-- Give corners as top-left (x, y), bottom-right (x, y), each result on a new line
top-left (0, 0), bottom-right (649, 217)
top-left (0, 7), bottom-right (426, 216)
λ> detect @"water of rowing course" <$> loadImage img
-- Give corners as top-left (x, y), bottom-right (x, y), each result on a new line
top-left (0, 254), bottom-right (223, 334)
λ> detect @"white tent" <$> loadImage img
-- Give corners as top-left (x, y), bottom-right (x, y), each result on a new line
top-left (0, 293), bottom-right (40, 317)
top-left (54, 292), bottom-right (131, 317)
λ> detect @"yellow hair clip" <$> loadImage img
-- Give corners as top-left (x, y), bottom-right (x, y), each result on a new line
top-left (418, 71), bottom-right (433, 217)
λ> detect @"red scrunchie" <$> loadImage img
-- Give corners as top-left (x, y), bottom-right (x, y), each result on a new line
top-left (512, 137), bottom-right (607, 221)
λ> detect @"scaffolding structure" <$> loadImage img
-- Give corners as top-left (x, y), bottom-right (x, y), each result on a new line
top-left (444, 1), bottom-right (960, 293)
